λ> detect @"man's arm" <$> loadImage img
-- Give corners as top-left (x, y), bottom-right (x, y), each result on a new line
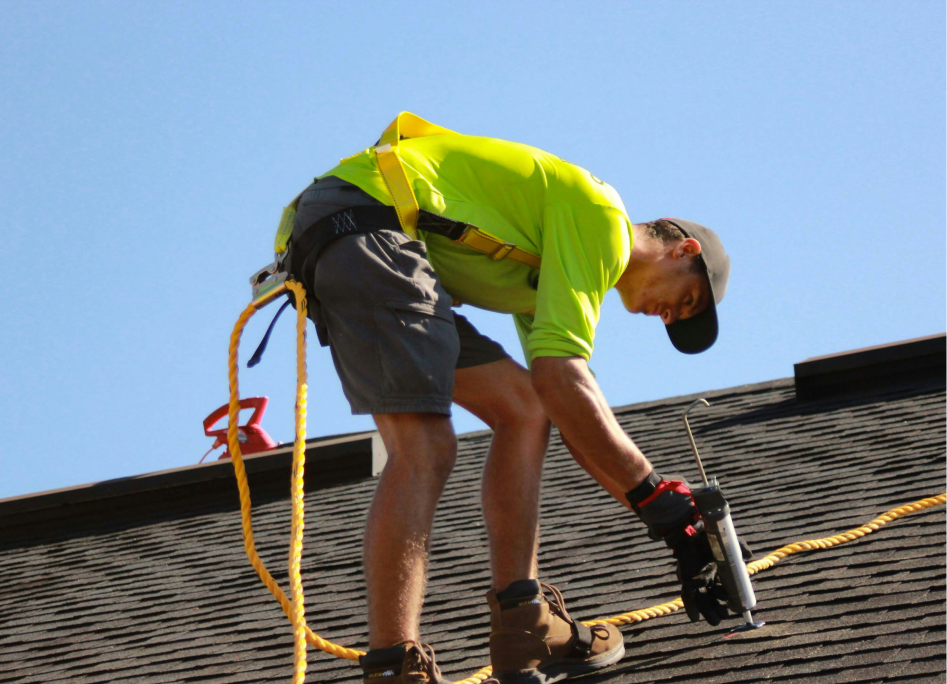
top-left (533, 355), bottom-right (741, 627)
top-left (530, 356), bottom-right (652, 493)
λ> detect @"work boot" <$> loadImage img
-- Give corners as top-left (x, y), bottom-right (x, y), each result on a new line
top-left (485, 580), bottom-right (625, 684)
top-left (359, 641), bottom-right (453, 684)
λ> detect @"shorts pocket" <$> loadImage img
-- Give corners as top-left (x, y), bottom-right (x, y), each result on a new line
top-left (391, 237), bottom-right (437, 282)
top-left (372, 299), bottom-right (459, 397)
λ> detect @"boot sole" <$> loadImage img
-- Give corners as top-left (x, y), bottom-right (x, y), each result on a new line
top-left (492, 640), bottom-right (626, 684)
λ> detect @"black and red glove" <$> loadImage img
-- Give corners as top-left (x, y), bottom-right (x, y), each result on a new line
top-left (626, 471), bottom-right (751, 627)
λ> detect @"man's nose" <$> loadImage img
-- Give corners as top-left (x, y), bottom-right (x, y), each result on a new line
top-left (662, 308), bottom-right (679, 324)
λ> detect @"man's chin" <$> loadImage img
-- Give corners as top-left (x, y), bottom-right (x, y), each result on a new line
top-left (618, 293), bottom-right (644, 314)
top-left (624, 302), bottom-right (647, 315)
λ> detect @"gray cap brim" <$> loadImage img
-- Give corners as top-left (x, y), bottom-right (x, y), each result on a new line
top-left (663, 219), bottom-right (729, 355)
top-left (667, 303), bottom-right (718, 354)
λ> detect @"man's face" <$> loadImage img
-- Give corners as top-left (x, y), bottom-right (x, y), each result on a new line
top-left (619, 248), bottom-right (712, 325)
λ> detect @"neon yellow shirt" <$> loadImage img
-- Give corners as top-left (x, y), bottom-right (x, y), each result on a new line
top-left (320, 132), bottom-right (633, 363)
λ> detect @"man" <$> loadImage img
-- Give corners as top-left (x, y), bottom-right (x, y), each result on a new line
top-left (280, 113), bottom-right (732, 684)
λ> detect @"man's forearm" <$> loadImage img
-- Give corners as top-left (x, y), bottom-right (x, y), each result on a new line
top-left (531, 356), bottom-right (652, 493)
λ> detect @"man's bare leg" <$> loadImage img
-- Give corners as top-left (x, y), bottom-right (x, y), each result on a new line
top-left (365, 412), bottom-right (457, 649)
top-left (454, 359), bottom-right (551, 591)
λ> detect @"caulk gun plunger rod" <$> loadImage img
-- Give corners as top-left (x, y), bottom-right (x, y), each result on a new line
top-left (682, 398), bottom-right (711, 487)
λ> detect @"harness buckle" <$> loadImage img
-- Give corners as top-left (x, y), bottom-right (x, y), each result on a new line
top-left (250, 262), bottom-right (288, 309)
top-left (490, 242), bottom-right (516, 261)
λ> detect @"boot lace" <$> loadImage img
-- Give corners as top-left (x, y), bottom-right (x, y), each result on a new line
top-left (407, 642), bottom-right (443, 683)
top-left (540, 582), bottom-right (612, 641)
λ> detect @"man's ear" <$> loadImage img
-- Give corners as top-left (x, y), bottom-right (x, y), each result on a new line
top-left (676, 237), bottom-right (702, 259)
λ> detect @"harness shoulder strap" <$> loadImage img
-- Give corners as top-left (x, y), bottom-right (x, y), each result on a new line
top-left (374, 113), bottom-right (541, 268)
top-left (375, 112), bottom-right (457, 240)
top-left (378, 111), bottom-right (458, 145)
top-left (375, 144), bottom-right (419, 240)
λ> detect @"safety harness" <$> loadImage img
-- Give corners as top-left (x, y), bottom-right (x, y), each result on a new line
top-left (273, 112), bottom-right (542, 276)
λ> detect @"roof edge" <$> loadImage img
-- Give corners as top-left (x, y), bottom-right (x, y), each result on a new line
top-left (0, 430), bottom-right (386, 521)
top-left (6, 380), bottom-right (800, 518)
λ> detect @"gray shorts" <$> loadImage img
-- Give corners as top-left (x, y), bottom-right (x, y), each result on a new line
top-left (296, 188), bottom-right (508, 415)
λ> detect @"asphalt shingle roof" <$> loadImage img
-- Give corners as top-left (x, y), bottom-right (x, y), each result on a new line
top-left (1, 370), bottom-right (944, 683)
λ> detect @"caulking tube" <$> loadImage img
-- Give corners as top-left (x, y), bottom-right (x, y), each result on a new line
top-left (691, 480), bottom-right (757, 621)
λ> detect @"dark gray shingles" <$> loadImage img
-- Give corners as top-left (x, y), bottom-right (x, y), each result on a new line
top-left (0, 377), bottom-right (943, 683)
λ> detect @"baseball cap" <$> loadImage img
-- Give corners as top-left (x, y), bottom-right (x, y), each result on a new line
top-left (662, 218), bottom-right (731, 355)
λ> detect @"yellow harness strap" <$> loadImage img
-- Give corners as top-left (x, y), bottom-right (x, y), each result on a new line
top-left (374, 112), bottom-right (541, 268)
top-left (374, 112), bottom-right (456, 241)
top-left (455, 225), bottom-right (542, 268)
top-left (374, 145), bottom-right (419, 241)
top-left (274, 190), bottom-right (306, 256)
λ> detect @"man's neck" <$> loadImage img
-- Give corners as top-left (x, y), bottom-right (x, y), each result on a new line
top-left (630, 223), bottom-right (668, 262)
top-left (619, 224), bottom-right (665, 286)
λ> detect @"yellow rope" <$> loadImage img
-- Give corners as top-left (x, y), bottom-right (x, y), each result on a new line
top-left (285, 281), bottom-right (309, 684)
top-left (226, 291), bottom-right (364, 674)
top-left (742, 494), bottom-right (947, 574)
top-left (226, 294), bottom-right (946, 684)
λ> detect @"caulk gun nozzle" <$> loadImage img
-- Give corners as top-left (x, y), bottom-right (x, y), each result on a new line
top-left (738, 611), bottom-right (765, 631)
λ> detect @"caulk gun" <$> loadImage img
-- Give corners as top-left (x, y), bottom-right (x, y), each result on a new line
top-left (682, 398), bottom-right (764, 632)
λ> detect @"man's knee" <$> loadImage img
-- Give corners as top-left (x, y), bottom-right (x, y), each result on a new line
top-left (375, 413), bottom-right (458, 482)
top-left (490, 377), bottom-right (550, 434)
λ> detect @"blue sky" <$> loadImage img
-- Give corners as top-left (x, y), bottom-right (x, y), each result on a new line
top-left (1, 1), bottom-right (943, 500)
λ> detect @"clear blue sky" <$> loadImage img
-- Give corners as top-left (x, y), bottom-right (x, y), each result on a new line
top-left (1, 1), bottom-right (943, 500)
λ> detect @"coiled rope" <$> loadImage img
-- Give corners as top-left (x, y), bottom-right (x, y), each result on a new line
top-left (225, 290), bottom-right (946, 684)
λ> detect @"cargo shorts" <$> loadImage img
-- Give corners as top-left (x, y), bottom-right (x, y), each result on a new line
top-left (294, 179), bottom-right (509, 416)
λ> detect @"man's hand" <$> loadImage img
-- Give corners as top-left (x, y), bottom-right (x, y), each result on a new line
top-left (626, 471), bottom-right (751, 627)
top-left (670, 522), bottom-right (749, 626)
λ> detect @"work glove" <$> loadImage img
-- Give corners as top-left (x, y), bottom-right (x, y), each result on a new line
top-left (669, 519), bottom-right (752, 625)
top-left (626, 470), bottom-right (752, 627)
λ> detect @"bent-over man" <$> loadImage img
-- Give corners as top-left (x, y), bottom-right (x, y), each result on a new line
top-left (278, 113), bottom-right (733, 684)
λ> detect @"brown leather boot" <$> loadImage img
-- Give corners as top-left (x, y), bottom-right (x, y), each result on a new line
top-left (485, 580), bottom-right (624, 684)
top-left (359, 641), bottom-right (453, 684)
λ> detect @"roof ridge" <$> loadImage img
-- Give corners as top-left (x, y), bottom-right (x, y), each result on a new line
top-left (606, 377), bottom-right (794, 416)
